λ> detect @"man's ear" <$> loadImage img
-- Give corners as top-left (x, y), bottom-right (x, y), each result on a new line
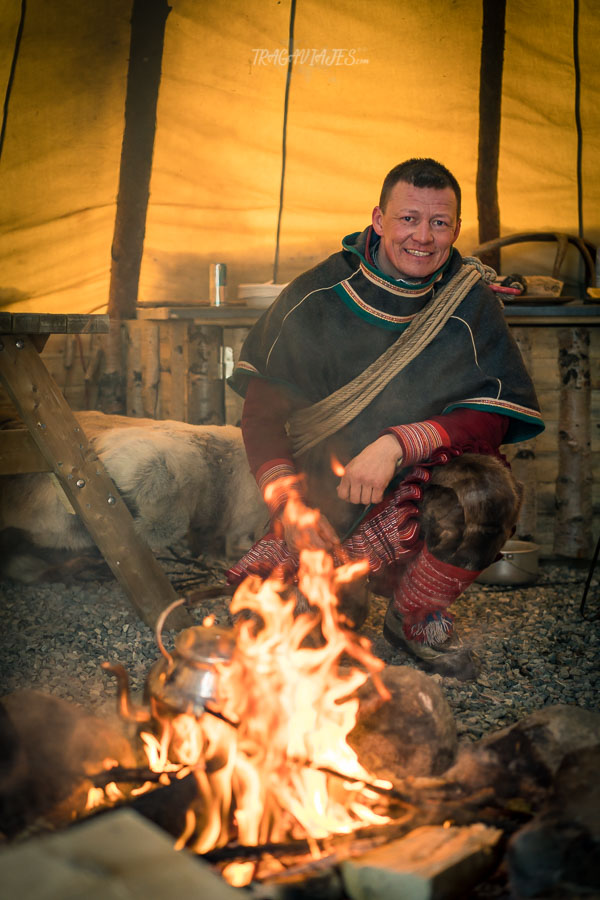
top-left (372, 206), bottom-right (384, 236)
top-left (453, 218), bottom-right (462, 242)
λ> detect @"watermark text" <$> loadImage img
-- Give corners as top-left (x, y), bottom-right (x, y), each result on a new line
top-left (251, 47), bottom-right (369, 67)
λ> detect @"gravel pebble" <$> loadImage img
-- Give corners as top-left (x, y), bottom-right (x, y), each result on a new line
top-left (0, 554), bottom-right (598, 743)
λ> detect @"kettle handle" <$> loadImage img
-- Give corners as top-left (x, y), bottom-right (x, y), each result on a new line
top-left (155, 596), bottom-right (188, 671)
top-left (155, 585), bottom-right (236, 669)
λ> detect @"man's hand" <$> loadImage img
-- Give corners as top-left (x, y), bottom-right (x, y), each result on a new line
top-left (337, 434), bottom-right (402, 505)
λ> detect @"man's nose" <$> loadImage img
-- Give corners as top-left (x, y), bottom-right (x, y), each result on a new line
top-left (413, 220), bottom-right (433, 242)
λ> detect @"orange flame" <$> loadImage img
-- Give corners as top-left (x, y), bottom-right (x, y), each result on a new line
top-left (98, 478), bottom-right (392, 886)
top-left (331, 455), bottom-right (346, 477)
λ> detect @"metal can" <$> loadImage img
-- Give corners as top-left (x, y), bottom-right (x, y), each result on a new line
top-left (209, 263), bottom-right (227, 307)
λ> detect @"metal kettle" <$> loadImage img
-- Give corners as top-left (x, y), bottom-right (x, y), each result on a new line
top-left (147, 621), bottom-right (236, 717)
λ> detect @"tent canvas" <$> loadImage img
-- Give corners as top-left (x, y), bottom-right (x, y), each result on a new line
top-left (0, 0), bottom-right (598, 316)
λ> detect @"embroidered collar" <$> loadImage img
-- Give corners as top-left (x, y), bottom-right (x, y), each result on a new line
top-left (343, 226), bottom-right (454, 296)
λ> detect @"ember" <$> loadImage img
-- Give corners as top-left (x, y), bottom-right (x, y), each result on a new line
top-left (98, 488), bottom-right (394, 886)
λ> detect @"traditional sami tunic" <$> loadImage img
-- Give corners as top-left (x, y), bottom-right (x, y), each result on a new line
top-left (228, 227), bottom-right (544, 546)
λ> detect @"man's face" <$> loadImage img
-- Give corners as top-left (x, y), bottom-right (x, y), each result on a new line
top-left (372, 181), bottom-right (461, 280)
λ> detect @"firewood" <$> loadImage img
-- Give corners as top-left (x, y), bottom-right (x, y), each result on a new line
top-left (340, 823), bottom-right (503, 900)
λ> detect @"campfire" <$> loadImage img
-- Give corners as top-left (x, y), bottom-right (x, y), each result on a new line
top-left (93, 484), bottom-right (402, 887)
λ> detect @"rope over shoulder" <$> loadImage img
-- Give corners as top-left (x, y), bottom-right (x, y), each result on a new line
top-left (287, 262), bottom-right (490, 456)
top-left (462, 256), bottom-right (497, 283)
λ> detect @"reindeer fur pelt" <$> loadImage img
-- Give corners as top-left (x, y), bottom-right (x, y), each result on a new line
top-left (0, 412), bottom-right (269, 581)
top-left (420, 453), bottom-right (523, 571)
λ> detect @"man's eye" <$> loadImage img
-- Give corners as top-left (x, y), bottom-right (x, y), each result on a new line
top-left (433, 220), bottom-right (450, 228)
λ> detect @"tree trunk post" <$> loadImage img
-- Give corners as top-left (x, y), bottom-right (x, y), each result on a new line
top-left (99, 0), bottom-right (171, 413)
top-left (553, 327), bottom-right (592, 558)
top-left (476, 0), bottom-right (506, 273)
top-left (510, 328), bottom-right (538, 541)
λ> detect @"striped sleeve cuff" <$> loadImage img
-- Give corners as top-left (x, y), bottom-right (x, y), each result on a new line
top-left (383, 420), bottom-right (450, 466)
top-left (256, 459), bottom-right (304, 520)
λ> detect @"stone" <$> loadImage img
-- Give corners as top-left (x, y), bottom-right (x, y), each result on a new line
top-left (348, 665), bottom-right (457, 782)
top-left (507, 744), bottom-right (600, 899)
top-left (0, 690), bottom-right (137, 837)
top-left (444, 704), bottom-right (600, 803)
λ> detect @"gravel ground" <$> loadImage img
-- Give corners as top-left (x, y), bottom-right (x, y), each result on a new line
top-left (0, 552), bottom-right (598, 741)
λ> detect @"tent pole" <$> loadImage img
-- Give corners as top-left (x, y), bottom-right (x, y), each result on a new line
top-left (100, 0), bottom-right (170, 413)
top-left (107, 0), bottom-right (171, 322)
top-left (476, 0), bottom-right (506, 273)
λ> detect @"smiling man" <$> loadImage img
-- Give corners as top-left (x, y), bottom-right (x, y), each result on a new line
top-left (373, 172), bottom-right (461, 280)
top-left (227, 158), bottom-right (544, 680)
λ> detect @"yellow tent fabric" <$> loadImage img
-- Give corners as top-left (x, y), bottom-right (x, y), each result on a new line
top-left (0, 0), bottom-right (598, 315)
top-left (0, 0), bottom-right (130, 314)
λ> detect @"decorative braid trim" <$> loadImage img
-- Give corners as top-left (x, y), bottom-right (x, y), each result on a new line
top-left (445, 397), bottom-right (544, 422)
top-left (339, 278), bottom-right (418, 323)
top-left (359, 261), bottom-right (444, 296)
top-left (384, 420), bottom-right (450, 465)
top-left (256, 461), bottom-right (302, 519)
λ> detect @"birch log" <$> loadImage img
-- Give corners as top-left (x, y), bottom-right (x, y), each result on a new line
top-left (553, 327), bottom-right (592, 558)
top-left (510, 327), bottom-right (538, 541)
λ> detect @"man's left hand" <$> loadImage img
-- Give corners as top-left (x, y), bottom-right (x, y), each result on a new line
top-left (336, 434), bottom-right (401, 505)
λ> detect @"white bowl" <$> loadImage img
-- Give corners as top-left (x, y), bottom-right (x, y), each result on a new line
top-left (237, 283), bottom-right (288, 308)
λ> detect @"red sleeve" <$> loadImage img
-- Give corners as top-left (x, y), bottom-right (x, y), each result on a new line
top-left (383, 409), bottom-right (509, 466)
top-left (241, 378), bottom-right (303, 518)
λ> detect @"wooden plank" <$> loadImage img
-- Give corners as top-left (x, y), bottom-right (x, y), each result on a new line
top-left (536, 390), bottom-right (600, 422)
top-left (157, 321), bottom-right (187, 421)
top-left (11, 313), bottom-right (67, 335)
top-left (136, 306), bottom-right (263, 326)
top-left (125, 321), bottom-right (144, 418)
top-left (157, 322), bottom-right (172, 418)
top-left (187, 325), bottom-right (223, 424)
top-left (141, 321), bottom-right (160, 418)
top-left (169, 321), bottom-right (188, 422)
top-left (0, 313), bottom-right (108, 335)
top-left (0, 333), bottom-right (190, 630)
top-left (0, 429), bottom-right (51, 474)
top-left (65, 314), bottom-right (110, 334)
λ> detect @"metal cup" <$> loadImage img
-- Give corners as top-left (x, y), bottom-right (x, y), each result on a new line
top-left (209, 263), bottom-right (227, 307)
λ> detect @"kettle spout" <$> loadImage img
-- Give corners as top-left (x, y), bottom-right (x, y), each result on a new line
top-left (101, 661), bottom-right (151, 723)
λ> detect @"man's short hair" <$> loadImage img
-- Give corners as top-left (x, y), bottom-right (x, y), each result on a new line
top-left (379, 158), bottom-right (461, 219)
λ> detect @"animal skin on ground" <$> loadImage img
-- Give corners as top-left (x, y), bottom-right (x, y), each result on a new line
top-left (0, 411), bottom-right (269, 583)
